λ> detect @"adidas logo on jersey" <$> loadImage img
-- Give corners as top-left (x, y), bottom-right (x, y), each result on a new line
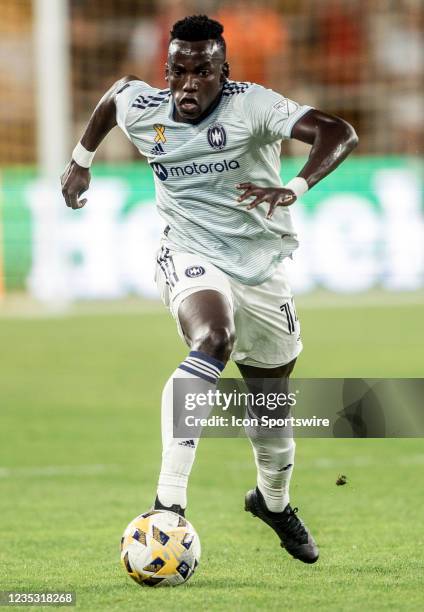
top-left (151, 142), bottom-right (165, 156)
top-left (150, 158), bottom-right (240, 182)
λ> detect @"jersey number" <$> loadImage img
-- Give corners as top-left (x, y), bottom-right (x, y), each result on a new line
top-left (280, 299), bottom-right (298, 334)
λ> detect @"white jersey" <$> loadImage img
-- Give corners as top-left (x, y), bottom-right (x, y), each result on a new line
top-left (115, 79), bottom-right (312, 285)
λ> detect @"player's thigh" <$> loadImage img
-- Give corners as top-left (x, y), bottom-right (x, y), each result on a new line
top-left (178, 289), bottom-right (235, 347)
top-left (237, 359), bottom-right (297, 380)
top-left (155, 243), bottom-right (235, 347)
top-left (236, 361), bottom-right (297, 422)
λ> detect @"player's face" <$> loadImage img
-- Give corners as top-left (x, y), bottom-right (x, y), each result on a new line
top-left (166, 39), bottom-right (228, 123)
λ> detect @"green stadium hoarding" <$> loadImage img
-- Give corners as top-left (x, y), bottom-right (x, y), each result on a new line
top-left (0, 157), bottom-right (422, 300)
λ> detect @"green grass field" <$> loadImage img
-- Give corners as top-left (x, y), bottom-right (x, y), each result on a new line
top-left (0, 297), bottom-right (423, 610)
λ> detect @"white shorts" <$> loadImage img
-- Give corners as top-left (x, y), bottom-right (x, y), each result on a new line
top-left (154, 242), bottom-right (302, 368)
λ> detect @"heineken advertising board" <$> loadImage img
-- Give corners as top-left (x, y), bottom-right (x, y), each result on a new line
top-left (1, 158), bottom-right (422, 301)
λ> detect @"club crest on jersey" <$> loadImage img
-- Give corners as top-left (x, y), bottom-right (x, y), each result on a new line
top-left (185, 265), bottom-right (205, 278)
top-left (207, 123), bottom-right (227, 150)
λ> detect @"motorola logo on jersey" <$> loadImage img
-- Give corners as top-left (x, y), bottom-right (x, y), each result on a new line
top-left (207, 123), bottom-right (227, 150)
top-left (151, 162), bottom-right (168, 180)
top-left (185, 265), bottom-right (205, 278)
top-left (150, 159), bottom-right (240, 181)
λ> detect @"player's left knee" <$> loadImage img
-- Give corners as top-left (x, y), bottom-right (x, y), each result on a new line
top-left (193, 325), bottom-right (235, 363)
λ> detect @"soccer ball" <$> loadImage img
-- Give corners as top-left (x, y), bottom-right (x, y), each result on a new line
top-left (120, 510), bottom-right (201, 587)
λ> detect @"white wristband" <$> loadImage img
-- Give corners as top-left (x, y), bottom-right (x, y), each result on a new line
top-left (72, 142), bottom-right (96, 168)
top-left (284, 177), bottom-right (309, 198)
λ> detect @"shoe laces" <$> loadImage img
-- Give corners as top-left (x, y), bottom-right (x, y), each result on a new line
top-left (278, 506), bottom-right (308, 543)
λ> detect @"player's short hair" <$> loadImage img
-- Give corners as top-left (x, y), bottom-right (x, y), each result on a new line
top-left (170, 15), bottom-right (226, 56)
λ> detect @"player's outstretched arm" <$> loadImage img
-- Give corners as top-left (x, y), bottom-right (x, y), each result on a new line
top-left (237, 109), bottom-right (358, 219)
top-left (290, 109), bottom-right (358, 189)
top-left (61, 75), bottom-right (141, 210)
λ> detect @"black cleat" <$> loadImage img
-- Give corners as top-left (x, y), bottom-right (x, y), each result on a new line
top-left (153, 495), bottom-right (185, 518)
top-left (245, 487), bottom-right (319, 564)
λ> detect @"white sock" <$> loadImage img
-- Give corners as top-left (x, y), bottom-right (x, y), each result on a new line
top-left (249, 433), bottom-right (295, 512)
top-left (157, 350), bottom-right (224, 509)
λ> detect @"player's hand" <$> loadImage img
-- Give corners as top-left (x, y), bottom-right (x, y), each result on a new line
top-left (61, 160), bottom-right (91, 210)
top-left (236, 183), bottom-right (297, 219)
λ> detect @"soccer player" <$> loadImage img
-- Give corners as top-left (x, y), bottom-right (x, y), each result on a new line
top-left (61, 15), bottom-right (358, 564)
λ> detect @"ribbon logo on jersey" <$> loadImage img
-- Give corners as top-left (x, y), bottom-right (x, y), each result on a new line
top-left (207, 123), bottom-right (227, 151)
top-left (153, 124), bottom-right (167, 143)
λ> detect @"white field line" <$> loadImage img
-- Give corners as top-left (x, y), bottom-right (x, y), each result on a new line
top-left (1, 292), bottom-right (424, 319)
top-left (0, 464), bottom-right (120, 479)
top-left (297, 294), bottom-right (424, 310)
top-left (232, 453), bottom-right (424, 471)
top-left (310, 453), bottom-right (424, 468)
top-left (2, 455), bottom-right (423, 479)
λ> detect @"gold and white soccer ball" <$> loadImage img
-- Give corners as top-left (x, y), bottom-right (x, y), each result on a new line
top-left (120, 510), bottom-right (201, 587)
